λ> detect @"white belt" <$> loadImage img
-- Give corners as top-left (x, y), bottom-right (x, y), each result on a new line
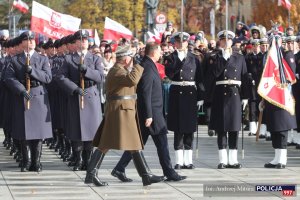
top-left (216, 80), bottom-right (241, 86)
top-left (171, 81), bottom-right (195, 86)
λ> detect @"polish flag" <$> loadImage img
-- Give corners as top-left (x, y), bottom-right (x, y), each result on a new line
top-left (13, 0), bottom-right (29, 13)
top-left (278, 0), bottom-right (292, 10)
top-left (31, 1), bottom-right (81, 39)
top-left (103, 17), bottom-right (133, 41)
top-left (147, 28), bottom-right (162, 44)
top-left (258, 36), bottom-right (296, 115)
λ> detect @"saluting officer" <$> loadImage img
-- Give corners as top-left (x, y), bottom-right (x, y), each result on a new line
top-left (57, 30), bottom-right (104, 171)
top-left (4, 31), bottom-right (53, 172)
top-left (165, 32), bottom-right (204, 169)
top-left (207, 30), bottom-right (249, 169)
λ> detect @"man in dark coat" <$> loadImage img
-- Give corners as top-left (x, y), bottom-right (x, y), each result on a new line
top-left (56, 30), bottom-right (104, 171)
top-left (164, 32), bottom-right (204, 169)
top-left (111, 42), bottom-right (186, 183)
top-left (4, 31), bottom-right (53, 172)
top-left (261, 30), bottom-right (297, 169)
top-left (207, 30), bottom-right (249, 169)
top-left (294, 36), bottom-right (300, 149)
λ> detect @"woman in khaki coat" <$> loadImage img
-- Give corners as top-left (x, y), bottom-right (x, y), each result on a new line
top-left (84, 45), bottom-right (163, 187)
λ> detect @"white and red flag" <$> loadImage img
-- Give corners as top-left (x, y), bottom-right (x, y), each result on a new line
top-left (147, 28), bottom-right (162, 44)
top-left (31, 1), bottom-right (81, 39)
top-left (257, 36), bottom-right (296, 115)
top-left (103, 17), bottom-right (133, 41)
top-left (278, 0), bottom-right (292, 10)
top-left (13, 0), bottom-right (29, 13)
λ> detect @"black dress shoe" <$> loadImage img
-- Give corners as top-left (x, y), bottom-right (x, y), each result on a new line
top-left (208, 130), bottom-right (215, 137)
top-left (217, 163), bottom-right (227, 169)
top-left (111, 169), bottom-right (133, 182)
top-left (174, 164), bottom-right (183, 170)
top-left (265, 137), bottom-right (272, 141)
top-left (165, 172), bottom-right (186, 181)
top-left (287, 142), bottom-right (296, 146)
top-left (264, 163), bottom-right (276, 168)
top-left (259, 135), bottom-right (266, 139)
top-left (183, 164), bottom-right (195, 169)
top-left (275, 163), bottom-right (286, 169)
top-left (248, 132), bottom-right (256, 136)
top-left (227, 163), bottom-right (242, 169)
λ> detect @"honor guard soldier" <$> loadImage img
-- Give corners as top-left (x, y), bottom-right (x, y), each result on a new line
top-left (294, 36), bottom-right (300, 149)
top-left (165, 32), bottom-right (204, 169)
top-left (4, 31), bottom-right (53, 172)
top-left (262, 27), bottom-right (297, 169)
top-left (57, 30), bottom-right (104, 171)
top-left (245, 39), bottom-right (263, 136)
top-left (207, 30), bottom-right (249, 169)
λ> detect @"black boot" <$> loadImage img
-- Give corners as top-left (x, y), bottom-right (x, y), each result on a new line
top-left (29, 140), bottom-right (42, 172)
top-left (63, 139), bottom-right (72, 161)
top-left (84, 149), bottom-right (108, 186)
top-left (20, 141), bottom-right (31, 172)
top-left (82, 149), bottom-right (92, 171)
top-left (73, 150), bottom-right (83, 171)
top-left (132, 151), bottom-right (164, 186)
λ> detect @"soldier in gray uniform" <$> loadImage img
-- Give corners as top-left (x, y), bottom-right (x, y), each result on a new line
top-left (57, 30), bottom-right (104, 171)
top-left (4, 31), bottom-right (53, 172)
top-left (207, 30), bottom-right (249, 169)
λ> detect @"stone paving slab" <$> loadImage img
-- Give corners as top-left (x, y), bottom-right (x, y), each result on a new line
top-left (0, 127), bottom-right (299, 199)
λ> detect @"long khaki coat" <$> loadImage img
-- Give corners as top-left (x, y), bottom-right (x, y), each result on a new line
top-left (93, 63), bottom-right (144, 150)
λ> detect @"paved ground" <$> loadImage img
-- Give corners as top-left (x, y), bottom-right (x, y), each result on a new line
top-left (0, 127), bottom-right (300, 200)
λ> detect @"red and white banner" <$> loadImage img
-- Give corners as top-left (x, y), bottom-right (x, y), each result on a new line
top-left (13, 0), bottom-right (29, 13)
top-left (103, 17), bottom-right (132, 41)
top-left (258, 37), bottom-right (296, 115)
top-left (31, 1), bottom-right (81, 39)
top-left (147, 28), bottom-right (162, 44)
top-left (278, 0), bottom-right (292, 10)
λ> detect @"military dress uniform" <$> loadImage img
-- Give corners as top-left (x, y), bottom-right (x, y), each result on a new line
top-left (165, 32), bottom-right (204, 169)
top-left (57, 30), bottom-right (104, 171)
top-left (263, 30), bottom-right (297, 169)
top-left (4, 31), bottom-right (53, 172)
top-left (244, 39), bottom-right (263, 135)
top-left (208, 30), bottom-right (249, 169)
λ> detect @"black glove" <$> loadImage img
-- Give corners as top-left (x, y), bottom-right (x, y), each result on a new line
top-left (22, 91), bottom-right (32, 101)
top-left (74, 87), bottom-right (87, 96)
top-left (79, 64), bottom-right (87, 72)
top-left (26, 65), bottom-right (32, 74)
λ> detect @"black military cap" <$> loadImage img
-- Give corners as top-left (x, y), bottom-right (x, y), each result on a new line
top-left (14, 36), bottom-right (22, 46)
top-left (73, 30), bottom-right (89, 40)
top-left (53, 39), bottom-right (61, 48)
top-left (43, 39), bottom-right (54, 49)
top-left (19, 31), bottom-right (35, 41)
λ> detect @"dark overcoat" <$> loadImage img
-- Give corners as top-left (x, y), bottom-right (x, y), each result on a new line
top-left (294, 51), bottom-right (300, 132)
top-left (208, 51), bottom-right (249, 132)
top-left (4, 51), bottom-right (53, 140)
top-left (264, 50), bottom-right (297, 132)
top-left (57, 51), bottom-right (104, 141)
top-left (137, 56), bottom-right (168, 135)
top-left (165, 51), bottom-right (204, 133)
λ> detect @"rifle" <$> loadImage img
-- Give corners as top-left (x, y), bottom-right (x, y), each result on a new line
top-left (79, 30), bottom-right (85, 109)
top-left (25, 40), bottom-right (31, 110)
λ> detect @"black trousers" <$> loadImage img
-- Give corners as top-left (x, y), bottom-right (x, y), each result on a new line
top-left (217, 131), bottom-right (239, 149)
top-left (174, 132), bottom-right (194, 150)
top-left (114, 133), bottom-right (175, 177)
top-left (71, 141), bottom-right (93, 151)
top-left (271, 131), bottom-right (288, 149)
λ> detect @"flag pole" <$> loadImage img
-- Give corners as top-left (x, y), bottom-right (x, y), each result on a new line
top-left (181, 0), bottom-right (184, 33)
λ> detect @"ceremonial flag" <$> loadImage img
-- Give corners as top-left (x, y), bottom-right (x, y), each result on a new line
top-left (94, 29), bottom-right (100, 46)
top-left (103, 17), bottom-right (132, 41)
top-left (278, 0), bottom-right (292, 10)
top-left (31, 1), bottom-right (81, 39)
top-left (147, 28), bottom-right (162, 44)
top-left (257, 37), bottom-right (296, 115)
top-left (13, 0), bottom-right (29, 13)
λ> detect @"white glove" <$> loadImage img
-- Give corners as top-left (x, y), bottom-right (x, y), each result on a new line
top-left (197, 100), bottom-right (204, 110)
top-left (258, 101), bottom-right (265, 112)
top-left (242, 99), bottom-right (248, 110)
